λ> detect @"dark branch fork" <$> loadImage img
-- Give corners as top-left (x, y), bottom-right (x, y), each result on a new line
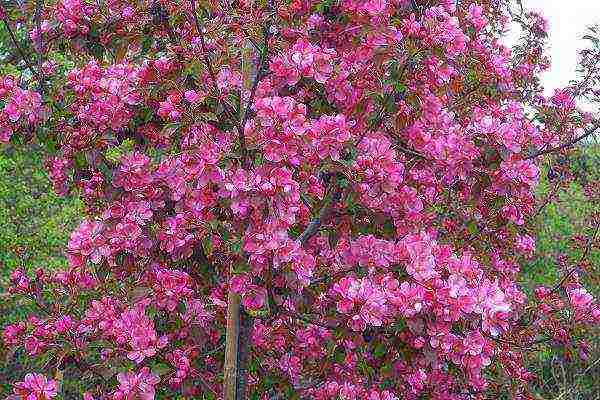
top-left (1, 18), bottom-right (39, 77)
top-left (190, 0), bottom-right (242, 132)
top-left (527, 121), bottom-right (600, 160)
top-left (549, 220), bottom-right (600, 295)
top-left (34, 0), bottom-right (45, 94)
top-left (297, 189), bottom-right (344, 246)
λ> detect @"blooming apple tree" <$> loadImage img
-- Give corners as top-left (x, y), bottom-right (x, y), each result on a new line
top-left (1, 0), bottom-right (599, 399)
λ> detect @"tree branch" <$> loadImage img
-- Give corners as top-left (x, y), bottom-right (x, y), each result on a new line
top-left (549, 220), bottom-right (600, 295)
top-left (278, 307), bottom-right (335, 330)
top-left (223, 283), bottom-right (242, 400)
top-left (239, 7), bottom-right (273, 164)
top-left (34, 0), bottom-right (44, 94)
top-left (1, 18), bottom-right (39, 78)
top-left (190, 0), bottom-right (241, 131)
top-left (297, 189), bottom-right (343, 246)
top-left (222, 3), bottom-right (273, 397)
top-left (527, 121), bottom-right (600, 160)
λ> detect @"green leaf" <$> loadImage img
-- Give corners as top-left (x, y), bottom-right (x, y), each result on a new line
top-left (104, 138), bottom-right (136, 164)
top-left (467, 220), bottom-right (479, 235)
top-left (394, 82), bottom-right (407, 93)
top-left (380, 362), bottom-right (392, 375)
top-left (151, 362), bottom-right (171, 376)
top-left (140, 107), bottom-right (155, 123)
top-left (232, 261), bottom-right (249, 273)
top-left (373, 342), bottom-right (387, 358)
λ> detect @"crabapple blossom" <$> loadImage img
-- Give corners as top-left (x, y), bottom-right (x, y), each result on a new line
top-left (1, 0), bottom-right (599, 398)
top-left (12, 373), bottom-right (58, 400)
top-left (113, 367), bottom-right (160, 400)
top-left (0, 77), bottom-right (46, 143)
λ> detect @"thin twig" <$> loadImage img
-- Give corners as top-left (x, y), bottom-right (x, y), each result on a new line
top-left (549, 220), bottom-right (600, 294)
top-left (279, 308), bottom-right (335, 330)
top-left (1, 19), bottom-right (38, 76)
top-left (532, 178), bottom-right (561, 219)
top-left (201, 342), bottom-right (225, 357)
top-left (34, 0), bottom-right (44, 94)
top-left (389, 132), bottom-right (428, 160)
top-left (66, 356), bottom-right (109, 381)
top-left (190, 0), bottom-right (241, 131)
top-left (527, 121), bottom-right (600, 160)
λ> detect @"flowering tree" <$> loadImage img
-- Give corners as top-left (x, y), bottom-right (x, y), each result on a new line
top-left (1, 0), bottom-right (599, 398)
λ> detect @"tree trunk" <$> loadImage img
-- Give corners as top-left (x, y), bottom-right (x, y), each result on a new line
top-left (223, 40), bottom-right (257, 400)
top-left (223, 287), bottom-right (242, 399)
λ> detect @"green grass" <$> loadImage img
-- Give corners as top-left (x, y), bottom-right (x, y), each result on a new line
top-left (521, 147), bottom-right (600, 400)
top-left (523, 149), bottom-right (600, 294)
top-left (0, 145), bottom-right (82, 276)
top-left (0, 144), bottom-right (82, 392)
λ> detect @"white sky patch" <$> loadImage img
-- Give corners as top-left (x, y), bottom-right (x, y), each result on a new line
top-left (514, 0), bottom-right (600, 109)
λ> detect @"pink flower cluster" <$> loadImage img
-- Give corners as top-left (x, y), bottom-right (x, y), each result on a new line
top-left (0, 76), bottom-right (46, 143)
top-left (156, 213), bottom-right (196, 260)
top-left (3, 0), bottom-right (600, 398)
top-left (270, 38), bottom-right (337, 85)
top-left (248, 95), bottom-right (356, 165)
top-left (223, 166), bottom-right (302, 225)
top-left (468, 4), bottom-right (488, 31)
top-left (243, 219), bottom-right (316, 285)
top-left (341, 0), bottom-right (390, 17)
top-left (568, 287), bottom-right (600, 324)
top-left (96, 299), bottom-right (168, 364)
top-left (216, 67), bottom-right (243, 91)
top-left (12, 373), bottom-right (58, 400)
top-left (55, 0), bottom-right (95, 36)
top-left (421, 6), bottom-right (468, 56)
top-left (329, 233), bottom-right (514, 340)
top-left (114, 367), bottom-right (159, 400)
top-left (113, 152), bottom-right (154, 192)
top-left (67, 62), bottom-right (141, 131)
top-left (309, 381), bottom-right (399, 400)
top-left (498, 156), bottom-right (540, 189)
top-left (247, 96), bottom-right (308, 164)
top-left (167, 350), bottom-right (192, 386)
top-left (158, 92), bottom-right (185, 121)
top-left (67, 219), bottom-right (108, 267)
top-left (148, 266), bottom-right (194, 311)
top-left (308, 114), bottom-right (353, 161)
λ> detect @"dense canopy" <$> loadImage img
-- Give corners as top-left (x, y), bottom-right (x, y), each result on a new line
top-left (1, 0), bottom-right (599, 399)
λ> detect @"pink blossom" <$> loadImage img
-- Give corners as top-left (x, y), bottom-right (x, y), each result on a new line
top-left (13, 373), bottom-right (58, 400)
top-left (515, 234), bottom-right (536, 255)
top-left (216, 67), bottom-right (242, 91)
top-left (114, 367), bottom-right (160, 400)
top-left (468, 4), bottom-right (487, 31)
top-left (184, 89), bottom-right (205, 103)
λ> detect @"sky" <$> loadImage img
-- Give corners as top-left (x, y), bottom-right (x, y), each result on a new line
top-left (515, 0), bottom-right (600, 101)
